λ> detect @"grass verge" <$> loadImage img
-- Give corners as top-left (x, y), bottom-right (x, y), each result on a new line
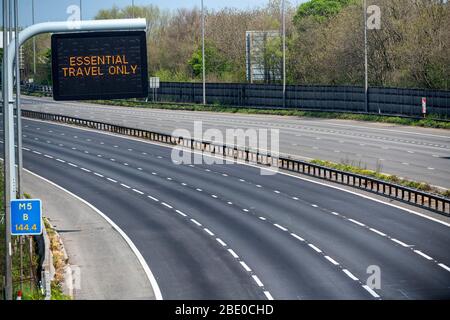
top-left (43, 218), bottom-right (72, 300)
top-left (310, 159), bottom-right (450, 198)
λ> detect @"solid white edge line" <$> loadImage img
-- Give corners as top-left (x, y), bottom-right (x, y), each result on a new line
top-left (26, 117), bottom-right (450, 228)
top-left (362, 285), bottom-right (380, 298)
top-left (23, 169), bottom-right (163, 300)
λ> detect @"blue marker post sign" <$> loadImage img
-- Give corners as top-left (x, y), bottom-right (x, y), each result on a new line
top-left (11, 199), bottom-right (43, 236)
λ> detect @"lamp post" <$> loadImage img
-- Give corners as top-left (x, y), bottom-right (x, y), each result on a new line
top-left (201, 0), bottom-right (206, 105)
top-left (282, 0), bottom-right (286, 108)
top-left (364, 0), bottom-right (369, 113)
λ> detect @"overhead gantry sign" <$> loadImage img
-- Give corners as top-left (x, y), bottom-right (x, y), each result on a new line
top-left (51, 31), bottom-right (148, 101)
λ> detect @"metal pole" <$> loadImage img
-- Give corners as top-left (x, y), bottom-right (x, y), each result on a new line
top-left (32, 0), bottom-right (36, 75)
top-left (282, 0), bottom-right (286, 108)
top-left (3, 0), bottom-right (13, 300)
top-left (3, 17), bottom-right (147, 301)
top-left (132, 0), bottom-right (135, 18)
top-left (15, 0), bottom-right (23, 200)
top-left (79, 0), bottom-right (83, 20)
top-left (364, 0), bottom-right (369, 113)
top-left (201, 0), bottom-right (206, 105)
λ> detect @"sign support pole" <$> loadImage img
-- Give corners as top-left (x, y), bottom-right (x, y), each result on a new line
top-left (2, 17), bottom-right (146, 300)
top-left (3, 0), bottom-right (13, 301)
top-left (14, 0), bottom-right (23, 200)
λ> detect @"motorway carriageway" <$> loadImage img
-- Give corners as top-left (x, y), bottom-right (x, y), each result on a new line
top-left (1, 118), bottom-right (450, 299)
top-left (21, 96), bottom-right (450, 189)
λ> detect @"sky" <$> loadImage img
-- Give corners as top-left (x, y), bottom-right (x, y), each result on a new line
top-left (10, 0), bottom-right (307, 27)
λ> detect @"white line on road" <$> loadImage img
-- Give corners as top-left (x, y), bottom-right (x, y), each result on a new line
top-left (362, 285), bottom-right (380, 298)
top-left (190, 219), bottom-right (202, 227)
top-left (162, 202), bottom-right (173, 209)
top-left (343, 269), bottom-right (359, 281)
top-left (324, 256), bottom-right (340, 266)
top-left (132, 189), bottom-right (144, 195)
top-left (308, 244), bottom-right (322, 253)
top-left (148, 196), bottom-right (159, 202)
top-left (290, 233), bottom-right (305, 242)
top-left (438, 263), bottom-right (450, 272)
top-left (264, 291), bottom-right (274, 300)
top-left (348, 219), bottom-right (365, 227)
top-left (227, 249), bottom-right (239, 259)
top-left (274, 224), bottom-right (288, 232)
top-left (252, 275), bottom-right (264, 287)
top-left (216, 238), bottom-right (227, 247)
top-left (23, 169), bottom-right (163, 300)
top-left (176, 210), bottom-right (187, 217)
top-left (240, 261), bottom-right (252, 272)
top-left (414, 250), bottom-right (433, 260)
top-left (369, 228), bottom-right (386, 237)
top-left (391, 238), bottom-right (410, 247)
top-left (107, 178), bottom-right (117, 183)
top-left (204, 228), bottom-right (214, 236)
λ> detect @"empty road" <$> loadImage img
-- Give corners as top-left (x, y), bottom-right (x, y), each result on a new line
top-left (21, 96), bottom-right (450, 189)
top-left (1, 116), bottom-right (449, 299)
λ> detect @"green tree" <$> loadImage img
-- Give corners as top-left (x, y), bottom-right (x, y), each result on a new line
top-left (294, 0), bottom-right (354, 24)
top-left (188, 42), bottom-right (232, 79)
top-left (35, 48), bottom-right (52, 85)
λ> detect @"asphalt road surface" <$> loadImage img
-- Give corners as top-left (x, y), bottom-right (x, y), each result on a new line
top-left (1, 117), bottom-right (449, 299)
top-left (21, 96), bottom-right (450, 189)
